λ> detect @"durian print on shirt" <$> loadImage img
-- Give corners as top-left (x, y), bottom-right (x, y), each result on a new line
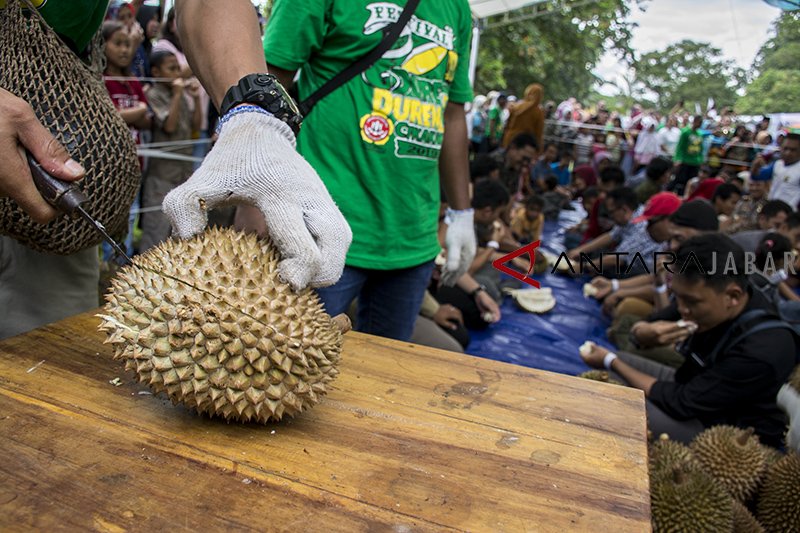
top-left (358, 2), bottom-right (459, 160)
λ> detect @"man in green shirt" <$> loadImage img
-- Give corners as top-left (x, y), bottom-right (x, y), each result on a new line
top-left (670, 115), bottom-right (705, 195)
top-left (236, 0), bottom-right (476, 341)
top-left (487, 93), bottom-right (508, 151)
top-left (1, 0), bottom-right (350, 337)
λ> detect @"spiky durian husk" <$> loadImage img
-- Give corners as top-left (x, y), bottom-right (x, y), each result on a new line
top-left (651, 466), bottom-right (733, 533)
top-left (762, 446), bottom-right (784, 468)
top-left (649, 438), bottom-right (696, 482)
top-left (98, 228), bottom-right (342, 423)
top-left (732, 500), bottom-right (764, 533)
top-left (756, 452), bottom-right (800, 532)
top-left (690, 426), bottom-right (767, 502)
top-left (577, 370), bottom-right (622, 385)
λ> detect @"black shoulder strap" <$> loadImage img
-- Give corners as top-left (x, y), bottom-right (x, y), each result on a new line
top-left (297, 0), bottom-right (421, 117)
top-left (706, 309), bottom-right (799, 365)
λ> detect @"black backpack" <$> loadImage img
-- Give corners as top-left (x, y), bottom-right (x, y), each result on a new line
top-left (704, 308), bottom-right (800, 366)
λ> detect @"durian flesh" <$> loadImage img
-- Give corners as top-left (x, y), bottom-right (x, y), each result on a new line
top-left (98, 228), bottom-right (343, 423)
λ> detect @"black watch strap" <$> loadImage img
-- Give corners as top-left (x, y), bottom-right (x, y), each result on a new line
top-left (219, 73), bottom-right (302, 135)
top-left (470, 285), bottom-right (486, 299)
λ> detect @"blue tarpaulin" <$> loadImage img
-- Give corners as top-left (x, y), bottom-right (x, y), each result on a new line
top-left (465, 206), bottom-right (617, 376)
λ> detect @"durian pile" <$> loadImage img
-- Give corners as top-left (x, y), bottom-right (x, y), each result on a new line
top-left (98, 228), bottom-right (345, 423)
top-left (649, 426), bottom-right (800, 532)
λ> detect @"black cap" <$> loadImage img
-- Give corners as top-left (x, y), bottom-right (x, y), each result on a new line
top-left (669, 199), bottom-right (719, 231)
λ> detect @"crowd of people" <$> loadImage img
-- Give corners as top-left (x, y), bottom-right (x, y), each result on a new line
top-left (462, 87), bottom-right (800, 447)
top-left (1, 0), bottom-right (798, 450)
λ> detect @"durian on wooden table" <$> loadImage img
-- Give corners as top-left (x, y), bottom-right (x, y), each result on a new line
top-left (0, 311), bottom-right (651, 532)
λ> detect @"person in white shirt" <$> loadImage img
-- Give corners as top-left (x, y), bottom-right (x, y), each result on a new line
top-left (766, 133), bottom-right (800, 210)
top-left (657, 115), bottom-right (681, 157)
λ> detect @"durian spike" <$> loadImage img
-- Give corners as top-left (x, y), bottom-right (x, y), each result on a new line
top-left (332, 313), bottom-right (352, 334)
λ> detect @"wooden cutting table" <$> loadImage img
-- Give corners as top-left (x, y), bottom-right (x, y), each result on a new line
top-left (0, 311), bottom-right (650, 531)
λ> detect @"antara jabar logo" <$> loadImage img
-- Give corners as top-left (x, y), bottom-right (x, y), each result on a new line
top-left (492, 241), bottom-right (541, 289)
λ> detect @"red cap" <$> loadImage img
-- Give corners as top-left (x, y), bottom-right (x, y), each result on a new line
top-left (687, 177), bottom-right (724, 201)
top-left (633, 192), bottom-right (682, 223)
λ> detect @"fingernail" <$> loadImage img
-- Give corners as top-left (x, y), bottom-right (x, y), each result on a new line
top-left (65, 159), bottom-right (84, 177)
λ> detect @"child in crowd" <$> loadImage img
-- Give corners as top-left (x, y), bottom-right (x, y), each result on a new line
top-left (563, 187), bottom-right (600, 249)
top-left (530, 142), bottom-right (558, 192)
top-left (510, 195), bottom-right (545, 243)
top-left (541, 176), bottom-right (571, 220)
top-left (139, 49), bottom-right (202, 252)
top-left (102, 20), bottom-right (151, 259)
top-left (711, 183), bottom-right (742, 225)
top-left (549, 147), bottom-right (573, 187)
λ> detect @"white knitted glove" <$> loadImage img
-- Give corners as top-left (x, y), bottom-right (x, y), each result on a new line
top-left (778, 383), bottom-right (800, 452)
top-left (441, 208), bottom-right (476, 287)
top-left (163, 110), bottom-right (352, 290)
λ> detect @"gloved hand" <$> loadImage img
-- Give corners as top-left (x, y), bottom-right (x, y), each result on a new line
top-left (440, 207), bottom-right (476, 287)
top-left (777, 383), bottom-right (800, 452)
top-left (163, 110), bottom-right (352, 290)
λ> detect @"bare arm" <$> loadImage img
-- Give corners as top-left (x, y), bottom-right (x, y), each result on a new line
top-left (609, 358), bottom-right (657, 395)
top-left (265, 64), bottom-right (297, 94)
top-left (162, 82), bottom-right (185, 134)
top-left (118, 103), bottom-right (151, 130)
top-left (439, 102), bottom-right (471, 210)
top-left (175, 0), bottom-right (269, 109)
top-left (568, 231), bottom-right (615, 259)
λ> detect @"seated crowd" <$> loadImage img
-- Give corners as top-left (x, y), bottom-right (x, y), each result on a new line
top-left (437, 116), bottom-right (800, 448)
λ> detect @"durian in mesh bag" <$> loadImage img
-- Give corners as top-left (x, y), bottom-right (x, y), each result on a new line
top-left (0, 0), bottom-right (139, 254)
top-left (98, 228), bottom-right (346, 423)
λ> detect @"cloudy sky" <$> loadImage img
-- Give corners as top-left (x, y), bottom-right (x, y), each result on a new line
top-left (594, 0), bottom-right (785, 94)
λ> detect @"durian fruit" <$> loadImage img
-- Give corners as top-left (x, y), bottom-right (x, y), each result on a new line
top-left (690, 426), bottom-right (767, 501)
top-left (98, 228), bottom-right (345, 423)
top-left (650, 465), bottom-right (734, 533)
top-left (756, 452), bottom-right (800, 532)
top-left (649, 438), bottom-right (695, 481)
top-left (762, 446), bottom-right (784, 468)
top-left (731, 500), bottom-right (764, 533)
top-left (577, 370), bottom-right (622, 385)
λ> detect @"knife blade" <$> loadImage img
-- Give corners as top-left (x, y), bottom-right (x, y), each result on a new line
top-left (27, 151), bottom-right (133, 265)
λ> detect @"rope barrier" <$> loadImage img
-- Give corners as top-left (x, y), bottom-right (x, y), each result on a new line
top-left (541, 118), bottom-right (776, 151)
top-left (539, 134), bottom-right (764, 170)
top-left (136, 148), bottom-right (204, 163)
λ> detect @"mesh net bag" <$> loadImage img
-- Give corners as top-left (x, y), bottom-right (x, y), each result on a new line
top-left (0, 0), bottom-right (140, 255)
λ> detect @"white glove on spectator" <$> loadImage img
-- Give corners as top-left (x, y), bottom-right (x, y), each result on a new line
top-left (778, 383), bottom-right (800, 452)
top-left (163, 110), bottom-right (352, 290)
top-left (441, 208), bottom-right (476, 287)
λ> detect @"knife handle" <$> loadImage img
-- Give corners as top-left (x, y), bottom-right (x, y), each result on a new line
top-left (27, 151), bottom-right (88, 216)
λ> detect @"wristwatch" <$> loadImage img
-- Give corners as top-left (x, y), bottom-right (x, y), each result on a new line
top-left (219, 73), bottom-right (303, 135)
top-left (470, 285), bottom-right (487, 299)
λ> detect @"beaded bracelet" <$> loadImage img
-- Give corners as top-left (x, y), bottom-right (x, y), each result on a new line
top-left (215, 104), bottom-right (274, 135)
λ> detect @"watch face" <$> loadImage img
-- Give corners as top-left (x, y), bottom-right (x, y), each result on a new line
top-left (273, 81), bottom-right (301, 115)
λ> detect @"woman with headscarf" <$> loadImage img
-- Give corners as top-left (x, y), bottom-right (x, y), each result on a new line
top-left (571, 150), bottom-right (610, 195)
top-left (501, 83), bottom-right (544, 149)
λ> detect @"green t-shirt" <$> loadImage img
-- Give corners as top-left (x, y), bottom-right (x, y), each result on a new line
top-left (674, 127), bottom-right (704, 166)
top-left (1, 0), bottom-right (109, 53)
top-left (487, 106), bottom-right (503, 142)
top-left (264, 0), bottom-right (473, 270)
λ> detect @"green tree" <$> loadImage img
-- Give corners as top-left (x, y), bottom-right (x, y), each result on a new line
top-left (474, 0), bottom-right (642, 103)
top-left (737, 12), bottom-right (800, 114)
top-left (634, 40), bottom-right (745, 113)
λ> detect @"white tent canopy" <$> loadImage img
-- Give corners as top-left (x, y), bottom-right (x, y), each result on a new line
top-left (468, 0), bottom-right (546, 19)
